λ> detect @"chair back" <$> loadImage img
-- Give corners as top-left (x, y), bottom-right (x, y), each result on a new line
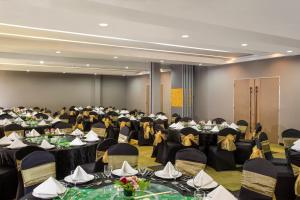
top-left (4, 123), bottom-right (25, 137)
top-left (217, 128), bottom-right (239, 151)
top-left (154, 119), bottom-right (166, 129)
top-left (118, 117), bottom-right (131, 129)
top-left (95, 139), bottom-right (118, 163)
top-left (236, 120), bottom-right (248, 134)
top-left (180, 127), bottom-right (199, 146)
top-left (16, 146), bottom-right (46, 170)
top-left (175, 148), bottom-right (207, 176)
top-left (256, 132), bottom-right (273, 160)
top-left (118, 126), bottom-right (131, 143)
top-left (53, 122), bottom-right (73, 134)
top-left (239, 158), bottom-right (277, 200)
top-left (140, 117), bottom-right (153, 123)
top-left (166, 129), bottom-right (181, 143)
top-left (107, 143), bottom-right (138, 169)
top-left (171, 113), bottom-right (181, 123)
top-left (0, 113), bottom-right (13, 120)
top-left (20, 151), bottom-right (56, 195)
top-left (91, 122), bottom-right (107, 138)
top-left (212, 118), bottom-right (226, 125)
top-left (34, 113), bottom-right (49, 120)
top-left (282, 129), bottom-right (300, 148)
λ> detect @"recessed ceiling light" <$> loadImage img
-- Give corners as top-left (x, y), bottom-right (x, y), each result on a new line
top-left (55, 51), bottom-right (61, 54)
top-left (125, 66), bottom-right (129, 69)
top-left (26, 70), bottom-right (30, 72)
top-left (62, 72), bottom-right (66, 74)
top-left (181, 34), bottom-right (190, 38)
top-left (287, 50), bottom-right (293, 53)
top-left (113, 56), bottom-right (118, 59)
top-left (99, 23), bottom-right (108, 27)
top-left (39, 60), bottom-right (44, 64)
top-left (94, 73), bottom-right (97, 75)
top-left (198, 63), bottom-right (203, 66)
top-left (86, 64), bottom-right (90, 67)
top-left (160, 60), bottom-right (164, 63)
top-left (122, 74), bottom-right (126, 76)
top-left (241, 43), bottom-right (248, 47)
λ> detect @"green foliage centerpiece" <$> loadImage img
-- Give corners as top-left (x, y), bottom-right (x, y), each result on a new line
top-left (115, 176), bottom-right (150, 197)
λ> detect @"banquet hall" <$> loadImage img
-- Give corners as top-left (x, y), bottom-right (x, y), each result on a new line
top-left (0, 1), bottom-right (300, 200)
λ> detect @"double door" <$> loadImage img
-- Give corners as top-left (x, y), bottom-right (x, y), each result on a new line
top-left (234, 77), bottom-right (279, 143)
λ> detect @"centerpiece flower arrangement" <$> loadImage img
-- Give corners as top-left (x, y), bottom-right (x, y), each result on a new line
top-left (115, 176), bottom-right (150, 197)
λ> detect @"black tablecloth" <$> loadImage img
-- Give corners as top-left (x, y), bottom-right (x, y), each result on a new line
top-left (0, 125), bottom-right (51, 137)
top-left (0, 141), bottom-right (100, 179)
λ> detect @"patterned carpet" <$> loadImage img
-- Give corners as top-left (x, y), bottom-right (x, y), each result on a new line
top-left (136, 144), bottom-right (285, 192)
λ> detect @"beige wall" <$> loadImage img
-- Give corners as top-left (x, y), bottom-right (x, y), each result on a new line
top-left (160, 72), bottom-right (171, 118)
top-left (0, 71), bottom-right (127, 112)
top-left (194, 55), bottom-right (300, 133)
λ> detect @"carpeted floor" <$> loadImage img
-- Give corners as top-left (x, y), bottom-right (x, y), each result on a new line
top-left (136, 144), bottom-right (285, 192)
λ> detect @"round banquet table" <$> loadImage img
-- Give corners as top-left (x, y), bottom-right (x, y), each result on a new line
top-left (0, 136), bottom-right (101, 179)
top-left (0, 124), bottom-right (52, 137)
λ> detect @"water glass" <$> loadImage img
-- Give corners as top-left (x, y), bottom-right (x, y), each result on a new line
top-left (194, 190), bottom-right (206, 200)
top-left (138, 165), bottom-right (147, 177)
top-left (70, 170), bottom-right (78, 187)
top-left (171, 167), bottom-right (180, 185)
top-left (104, 165), bottom-right (113, 183)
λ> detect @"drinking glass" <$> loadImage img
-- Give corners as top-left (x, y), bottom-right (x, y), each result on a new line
top-left (138, 165), bottom-right (147, 177)
top-left (194, 190), bottom-right (206, 200)
top-left (104, 165), bottom-right (113, 183)
top-left (171, 167), bottom-right (180, 185)
top-left (70, 170), bottom-right (78, 188)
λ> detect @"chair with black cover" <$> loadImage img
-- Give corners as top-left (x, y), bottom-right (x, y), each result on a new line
top-left (81, 139), bottom-right (118, 173)
top-left (15, 146), bottom-right (45, 199)
top-left (180, 117), bottom-right (192, 127)
top-left (180, 127), bottom-right (200, 148)
top-left (239, 158), bottom-right (277, 200)
top-left (4, 123), bottom-right (25, 137)
top-left (0, 113), bottom-right (13, 120)
top-left (0, 165), bottom-right (17, 200)
top-left (154, 119), bottom-right (166, 130)
top-left (208, 128), bottom-right (238, 171)
top-left (33, 107), bottom-right (40, 112)
top-left (91, 122), bottom-right (107, 138)
top-left (53, 121), bottom-right (73, 134)
top-left (152, 127), bottom-right (167, 158)
top-left (287, 148), bottom-right (300, 200)
top-left (118, 126), bottom-right (131, 143)
top-left (106, 111), bottom-right (119, 124)
top-left (107, 143), bottom-right (139, 169)
top-left (236, 120), bottom-right (248, 139)
top-left (171, 113), bottom-right (181, 124)
top-left (34, 112), bottom-right (49, 120)
top-left (212, 118), bottom-right (226, 125)
top-left (118, 117), bottom-right (131, 129)
top-left (282, 129), bottom-right (300, 154)
top-left (175, 148), bottom-right (207, 176)
top-left (59, 113), bottom-right (69, 123)
top-left (138, 117), bottom-right (154, 146)
top-left (20, 151), bottom-right (56, 195)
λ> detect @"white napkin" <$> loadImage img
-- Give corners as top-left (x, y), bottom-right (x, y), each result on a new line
top-left (193, 170), bottom-right (214, 188)
top-left (21, 122), bottom-right (28, 127)
top-left (118, 114), bottom-right (126, 119)
top-left (169, 123), bottom-right (177, 128)
top-left (71, 166), bottom-right (90, 181)
top-left (48, 116), bottom-right (53, 121)
top-left (120, 161), bottom-right (137, 176)
top-left (222, 122), bottom-right (229, 127)
top-left (294, 139), bottom-right (300, 145)
top-left (120, 110), bottom-right (129, 114)
top-left (291, 143), bottom-right (300, 151)
top-left (157, 115), bottom-right (168, 120)
top-left (129, 116), bottom-right (136, 121)
top-left (70, 137), bottom-right (85, 146)
top-left (51, 118), bottom-right (61, 124)
top-left (38, 120), bottom-right (47, 126)
top-left (0, 119), bottom-right (11, 126)
top-left (28, 129), bottom-right (40, 137)
top-left (9, 112), bottom-right (17, 118)
top-left (40, 139), bottom-right (55, 149)
top-left (0, 136), bottom-right (13, 145)
top-left (85, 130), bottom-right (99, 141)
top-left (161, 162), bottom-right (178, 178)
top-left (25, 113), bottom-right (32, 117)
top-left (211, 126), bottom-right (219, 133)
top-left (14, 117), bottom-right (24, 123)
top-left (33, 177), bottom-right (66, 196)
top-left (6, 139), bottom-right (27, 149)
top-left (175, 123), bottom-right (185, 130)
top-left (229, 123), bottom-right (239, 130)
top-left (71, 129), bottom-right (84, 136)
top-left (207, 185), bottom-right (237, 200)
top-left (206, 120), bottom-right (212, 126)
top-left (99, 110), bottom-right (105, 115)
top-left (54, 128), bottom-right (64, 135)
top-left (189, 120), bottom-right (197, 126)
top-left (148, 113), bottom-right (155, 118)
top-left (7, 131), bottom-right (22, 140)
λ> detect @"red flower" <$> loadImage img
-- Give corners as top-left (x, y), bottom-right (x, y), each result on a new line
top-left (120, 177), bottom-right (128, 184)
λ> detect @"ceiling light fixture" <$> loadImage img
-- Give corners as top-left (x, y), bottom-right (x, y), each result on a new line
top-left (86, 64), bottom-right (90, 67)
top-left (181, 34), bottom-right (190, 38)
top-left (99, 23), bottom-right (108, 27)
top-left (26, 70), bottom-right (30, 72)
top-left (56, 51), bottom-right (61, 54)
top-left (62, 72), bottom-right (66, 74)
top-left (39, 60), bottom-right (44, 64)
top-left (94, 73), bottom-right (97, 75)
top-left (160, 60), bottom-right (164, 63)
top-left (125, 66), bottom-right (129, 69)
top-left (113, 56), bottom-right (118, 59)
top-left (241, 43), bottom-right (248, 47)
top-left (287, 50), bottom-right (293, 53)
top-left (198, 63), bottom-right (203, 66)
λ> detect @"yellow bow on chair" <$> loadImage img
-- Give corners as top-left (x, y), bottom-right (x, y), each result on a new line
top-left (153, 131), bottom-right (165, 146)
top-left (218, 134), bottom-right (236, 151)
top-left (96, 150), bottom-right (109, 163)
top-left (120, 121), bottom-right (127, 129)
top-left (102, 118), bottom-right (112, 128)
top-left (143, 122), bottom-right (153, 139)
top-left (249, 146), bottom-right (264, 159)
top-left (290, 164), bottom-right (300, 197)
top-left (181, 134), bottom-right (197, 147)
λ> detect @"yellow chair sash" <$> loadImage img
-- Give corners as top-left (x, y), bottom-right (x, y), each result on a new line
top-left (261, 140), bottom-right (271, 153)
top-left (283, 138), bottom-right (299, 149)
top-left (92, 127), bottom-right (107, 138)
top-left (108, 155), bottom-right (138, 169)
top-left (238, 125), bottom-right (248, 134)
top-left (181, 134), bottom-right (199, 147)
top-left (171, 117), bottom-right (176, 123)
top-left (153, 131), bottom-right (165, 146)
top-left (143, 122), bottom-right (154, 139)
top-left (77, 123), bottom-right (84, 131)
top-left (16, 159), bottom-right (22, 171)
top-left (129, 139), bottom-right (138, 145)
top-left (21, 162), bottom-right (56, 187)
top-left (218, 134), bottom-right (236, 151)
top-left (96, 150), bottom-right (108, 163)
top-left (291, 164), bottom-right (300, 196)
top-left (119, 121), bottom-right (130, 128)
top-left (241, 170), bottom-right (276, 198)
top-left (102, 118), bottom-right (112, 128)
top-left (249, 146), bottom-right (264, 159)
top-left (175, 160), bottom-right (206, 176)
top-left (4, 130), bottom-right (24, 137)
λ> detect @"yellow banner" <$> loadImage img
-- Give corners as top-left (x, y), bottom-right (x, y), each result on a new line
top-left (171, 88), bottom-right (183, 107)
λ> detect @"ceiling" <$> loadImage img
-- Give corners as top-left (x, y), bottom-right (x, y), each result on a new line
top-left (0, 0), bottom-right (299, 75)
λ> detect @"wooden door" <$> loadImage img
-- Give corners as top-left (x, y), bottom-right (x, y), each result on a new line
top-left (255, 78), bottom-right (279, 143)
top-left (145, 85), bottom-right (150, 114)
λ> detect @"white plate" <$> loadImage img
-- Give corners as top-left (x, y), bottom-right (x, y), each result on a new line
top-left (70, 142), bottom-right (86, 146)
top-left (112, 169), bottom-right (138, 177)
top-left (186, 179), bottom-right (218, 189)
top-left (64, 174), bottom-right (94, 184)
top-left (154, 170), bottom-right (182, 179)
top-left (84, 138), bottom-right (99, 142)
top-left (6, 144), bottom-right (28, 149)
top-left (40, 146), bottom-right (55, 150)
top-left (32, 191), bottom-right (58, 199)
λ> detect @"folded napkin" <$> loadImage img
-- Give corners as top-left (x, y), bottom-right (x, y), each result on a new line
top-left (27, 129), bottom-right (40, 137)
top-left (206, 120), bottom-right (212, 126)
top-left (120, 110), bottom-right (129, 114)
top-left (120, 161), bottom-right (137, 176)
top-left (85, 130), bottom-right (99, 141)
top-left (33, 177), bottom-right (66, 196)
top-left (229, 123), bottom-right (239, 130)
top-left (118, 114), bottom-right (126, 119)
top-left (211, 126), bottom-right (219, 133)
top-left (294, 139), bottom-right (300, 145)
top-left (48, 116), bottom-right (53, 121)
top-left (175, 123), bottom-right (185, 130)
top-left (0, 136), bottom-right (12, 145)
top-left (169, 123), bottom-right (177, 128)
top-left (148, 113), bottom-right (156, 118)
top-left (189, 120), bottom-right (197, 126)
top-left (291, 143), bottom-right (300, 151)
top-left (70, 137), bottom-right (85, 146)
top-left (207, 185), bottom-right (237, 200)
top-left (21, 122), bottom-right (28, 127)
top-left (0, 119), bottom-right (11, 126)
top-left (14, 117), bottom-right (24, 123)
top-left (222, 122), bottom-right (229, 127)
top-left (40, 139), bottom-right (55, 149)
top-left (25, 113), bottom-right (32, 117)
top-left (6, 139), bottom-right (27, 149)
top-left (9, 112), bottom-right (17, 118)
top-left (71, 166), bottom-right (90, 181)
top-left (54, 128), bottom-right (64, 135)
top-left (51, 118), bottom-right (61, 124)
top-left (38, 120), bottom-right (47, 126)
top-left (8, 131), bottom-right (22, 140)
top-left (192, 170), bottom-right (214, 188)
top-left (129, 116), bottom-right (137, 121)
top-left (71, 129), bottom-right (84, 136)
top-left (161, 162), bottom-right (178, 178)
